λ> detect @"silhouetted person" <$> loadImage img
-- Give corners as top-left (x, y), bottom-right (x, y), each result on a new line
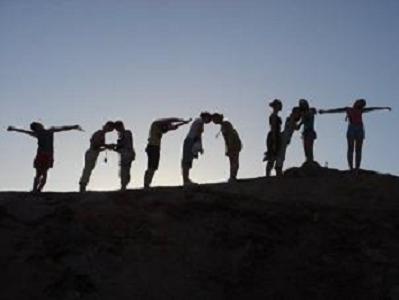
top-left (113, 121), bottom-right (136, 191)
top-left (181, 112), bottom-right (212, 185)
top-left (319, 99), bottom-right (391, 173)
top-left (263, 99), bottom-right (283, 176)
top-left (275, 107), bottom-right (302, 176)
top-left (298, 99), bottom-right (318, 163)
top-left (7, 122), bottom-right (82, 192)
top-left (144, 118), bottom-right (191, 188)
top-left (212, 113), bottom-right (242, 182)
top-left (79, 121), bottom-right (115, 192)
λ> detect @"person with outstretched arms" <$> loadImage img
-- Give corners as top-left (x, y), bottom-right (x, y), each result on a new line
top-left (319, 99), bottom-right (391, 173)
top-left (7, 122), bottom-right (82, 192)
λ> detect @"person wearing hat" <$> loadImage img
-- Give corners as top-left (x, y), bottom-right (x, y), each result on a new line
top-left (298, 99), bottom-right (318, 163)
top-left (319, 99), bottom-right (391, 173)
top-left (181, 112), bottom-right (212, 185)
top-left (144, 117), bottom-right (192, 188)
top-left (212, 113), bottom-right (242, 182)
top-left (263, 99), bottom-right (283, 176)
top-left (7, 122), bottom-right (83, 192)
top-left (79, 121), bottom-right (115, 192)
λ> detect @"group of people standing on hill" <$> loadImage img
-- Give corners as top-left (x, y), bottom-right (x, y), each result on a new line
top-left (6, 98), bottom-right (391, 192)
top-left (263, 98), bottom-right (391, 177)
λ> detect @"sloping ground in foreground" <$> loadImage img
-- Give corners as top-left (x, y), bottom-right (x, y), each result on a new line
top-left (1, 168), bottom-right (399, 299)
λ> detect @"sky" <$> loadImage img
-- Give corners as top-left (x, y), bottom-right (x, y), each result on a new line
top-left (0, 0), bottom-right (398, 191)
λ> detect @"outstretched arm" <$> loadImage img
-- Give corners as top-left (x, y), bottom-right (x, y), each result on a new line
top-left (318, 107), bottom-right (348, 114)
top-left (173, 118), bottom-right (192, 128)
top-left (156, 117), bottom-right (185, 124)
top-left (6, 126), bottom-right (36, 137)
top-left (363, 107), bottom-right (392, 113)
top-left (50, 125), bottom-right (83, 132)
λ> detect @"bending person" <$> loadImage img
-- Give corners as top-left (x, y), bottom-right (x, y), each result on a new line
top-left (7, 122), bottom-right (82, 192)
top-left (79, 121), bottom-right (115, 192)
top-left (144, 117), bottom-right (191, 188)
top-left (114, 121), bottom-right (136, 191)
top-left (212, 113), bottom-right (242, 182)
top-left (275, 107), bottom-right (302, 176)
top-left (319, 99), bottom-right (391, 172)
top-left (181, 112), bottom-right (212, 185)
top-left (264, 99), bottom-right (283, 176)
top-left (298, 99), bottom-right (318, 163)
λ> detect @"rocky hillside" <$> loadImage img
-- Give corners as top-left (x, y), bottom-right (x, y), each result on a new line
top-left (1, 167), bottom-right (399, 300)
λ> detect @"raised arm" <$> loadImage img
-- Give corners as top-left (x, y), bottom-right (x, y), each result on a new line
top-left (50, 125), bottom-right (83, 132)
top-left (6, 126), bottom-right (36, 137)
top-left (318, 107), bottom-right (348, 114)
top-left (363, 106), bottom-right (392, 113)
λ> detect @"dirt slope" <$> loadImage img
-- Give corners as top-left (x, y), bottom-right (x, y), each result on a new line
top-left (1, 167), bottom-right (399, 300)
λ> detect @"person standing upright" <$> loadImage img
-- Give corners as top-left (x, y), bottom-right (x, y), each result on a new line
top-left (113, 121), bottom-right (136, 191)
top-left (319, 99), bottom-right (391, 173)
top-left (7, 122), bottom-right (82, 192)
top-left (263, 99), bottom-right (283, 176)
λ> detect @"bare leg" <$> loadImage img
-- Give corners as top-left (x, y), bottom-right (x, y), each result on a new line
top-left (304, 137), bottom-right (314, 162)
top-left (229, 153), bottom-right (239, 181)
top-left (37, 170), bottom-right (48, 192)
top-left (182, 167), bottom-right (191, 185)
top-left (266, 161), bottom-right (274, 177)
top-left (33, 169), bottom-right (41, 192)
top-left (355, 139), bottom-right (363, 170)
top-left (347, 138), bottom-right (355, 170)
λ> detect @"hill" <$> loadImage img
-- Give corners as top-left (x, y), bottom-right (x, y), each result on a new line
top-left (1, 167), bottom-right (399, 299)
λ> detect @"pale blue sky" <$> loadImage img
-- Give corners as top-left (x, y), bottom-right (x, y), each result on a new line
top-left (0, 0), bottom-right (397, 191)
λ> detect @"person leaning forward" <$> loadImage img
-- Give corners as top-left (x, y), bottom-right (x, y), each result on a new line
top-left (79, 121), bottom-right (115, 192)
top-left (144, 117), bottom-right (191, 188)
top-left (113, 121), bottom-right (136, 191)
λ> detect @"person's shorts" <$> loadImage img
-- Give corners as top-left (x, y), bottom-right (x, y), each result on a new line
top-left (347, 125), bottom-right (365, 141)
top-left (34, 152), bottom-right (54, 170)
top-left (181, 138), bottom-right (195, 169)
top-left (146, 145), bottom-right (161, 170)
top-left (302, 130), bottom-right (317, 141)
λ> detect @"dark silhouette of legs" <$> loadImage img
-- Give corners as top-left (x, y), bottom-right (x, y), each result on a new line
top-left (266, 161), bottom-right (274, 177)
top-left (355, 139), bottom-right (363, 170)
top-left (182, 167), bottom-right (192, 185)
top-left (304, 137), bottom-right (314, 162)
top-left (347, 137), bottom-right (355, 170)
top-left (33, 169), bottom-right (47, 192)
top-left (79, 150), bottom-right (99, 192)
top-left (144, 169), bottom-right (155, 188)
top-left (229, 153), bottom-right (239, 181)
top-left (37, 171), bottom-right (47, 192)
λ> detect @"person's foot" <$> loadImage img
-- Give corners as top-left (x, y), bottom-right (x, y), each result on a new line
top-left (121, 185), bottom-right (127, 191)
top-left (228, 177), bottom-right (237, 183)
top-left (183, 180), bottom-right (197, 186)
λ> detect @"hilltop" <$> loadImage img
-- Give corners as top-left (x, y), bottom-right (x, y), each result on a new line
top-left (1, 167), bottom-right (399, 299)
